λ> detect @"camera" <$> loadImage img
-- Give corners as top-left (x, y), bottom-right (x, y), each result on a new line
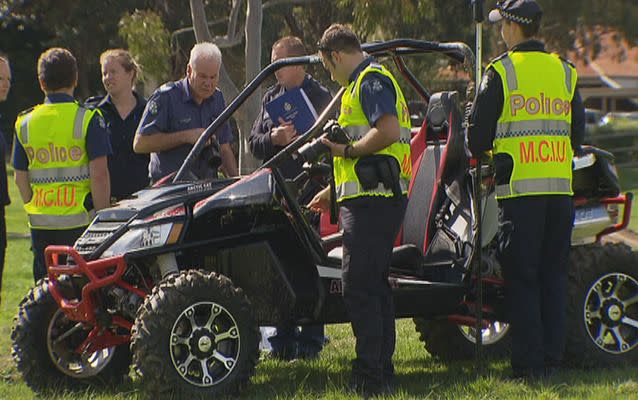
top-left (192, 137), bottom-right (222, 179)
top-left (203, 140), bottom-right (222, 169)
top-left (297, 120), bottom-right (350, 162)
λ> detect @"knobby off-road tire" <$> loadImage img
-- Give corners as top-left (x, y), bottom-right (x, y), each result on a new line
top-left (131, 270), bottom-right (259, 398)
top-left (565, 243), bottom-right (638, 367)
top-left (414, 317), bottom-right (510, 361)
top-left (11, 279), bottom-right (131, 393)
top-left (416, 243), bottom-right (638, 365)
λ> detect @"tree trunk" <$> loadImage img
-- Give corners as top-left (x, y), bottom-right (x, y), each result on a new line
top-left (238, 0), bottom-right (262, 174)
top-left (189, 0), bottom-right (264, 175)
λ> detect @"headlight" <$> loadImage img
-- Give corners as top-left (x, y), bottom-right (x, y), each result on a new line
top-left (101, 222), bottom-right (184, 258)
top-left (100, 204), bottom-right (186, 258)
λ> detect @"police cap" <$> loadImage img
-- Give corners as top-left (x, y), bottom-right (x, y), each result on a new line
top-left (488, 0), bottom-right (543, 26)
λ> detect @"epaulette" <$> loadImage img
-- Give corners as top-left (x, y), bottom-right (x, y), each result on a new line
top-left (83, 95), bottom-right (104, 108)
top-left (17, 106), bottom-right (35, 117)
top-left (157, 81), bottom-right (176, 94)
top-left (555, 53), bottom-right (575, 68)
top-left (489, 51), bottom-right (510, 64)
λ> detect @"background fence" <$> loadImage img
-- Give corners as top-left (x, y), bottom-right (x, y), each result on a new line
top-left (585, 129), bottom-right (638, 168)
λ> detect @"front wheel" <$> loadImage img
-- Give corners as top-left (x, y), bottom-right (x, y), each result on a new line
top-left (566, 243), bottom-right (638, 366)
top-left (131, 270), bottom-right (259, 398)
top-left (11, 280), bottom-right (131, 393)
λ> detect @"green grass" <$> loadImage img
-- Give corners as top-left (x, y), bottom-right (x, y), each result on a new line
top-left (618, 167), bottom-right (638, 233)
top-left (1, 170), bottom-right (638, 399)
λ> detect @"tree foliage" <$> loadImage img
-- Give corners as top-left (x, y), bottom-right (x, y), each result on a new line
top-left (119, 10), bottom-right (171, 84)
top-left (2, 0), bottom-right (638, 136)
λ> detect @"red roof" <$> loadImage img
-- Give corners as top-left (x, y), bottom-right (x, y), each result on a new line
top-left (569, 31), bottom-right (638, 79)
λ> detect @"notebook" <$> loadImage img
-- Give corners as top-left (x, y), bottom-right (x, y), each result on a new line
top-left (265, 87), bottom-right (318, 134)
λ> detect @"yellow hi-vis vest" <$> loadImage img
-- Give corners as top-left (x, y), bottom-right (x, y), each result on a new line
top-left (491, 51), bottom-right (577, 199)
top-left (15, 102), bottom-right (95, 229)
top-left (335, 62), bottom-right (412, 202)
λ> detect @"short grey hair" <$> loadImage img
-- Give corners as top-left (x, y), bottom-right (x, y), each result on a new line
top-left (189, 42), bottom-right (222, 67)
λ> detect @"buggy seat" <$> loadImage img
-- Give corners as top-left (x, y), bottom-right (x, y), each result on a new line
top-left (328, 92), bottom-right (468, 276)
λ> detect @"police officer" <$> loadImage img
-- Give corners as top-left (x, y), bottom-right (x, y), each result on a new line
top-left (0, 53), bottom-right (11, 303)
top-left (13, 48), bottom-right (112, 282)
top-left (309, 24), bottom-right (411, 396)
top-left (134, 42), bottom-right (237, 182)
top-left (467, 0), bottom-right (585, 379)
top-left (249, 36), bottom-right (331, 360)
top-left (85, 49), bottom-right (149, 201)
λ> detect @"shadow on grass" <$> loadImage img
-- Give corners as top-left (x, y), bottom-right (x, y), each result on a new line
top-left (241, 356), bottom-right (638, 399)
top-left (6, 355), bottom-right (637, 399)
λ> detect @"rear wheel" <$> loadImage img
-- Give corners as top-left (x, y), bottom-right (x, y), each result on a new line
top-left (414, 318), bottom-right (510, 361)
top-left (11, 279), bottom-right (131, 393)
top-left (131, 270), bottom-right (259, 398)
top-left (416, 243), bottom-right (638, 366)
top-left (566, 243), bottom-right (638, 366)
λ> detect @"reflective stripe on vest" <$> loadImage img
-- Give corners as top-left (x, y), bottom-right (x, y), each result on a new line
top-left (495, 119), bottom-right (571, 139)
top-left (17, 107), bottom-right (85, 143)
top-left (15, 103), bottom-right (94, 229)
top-left (496, 178), bottom-right (571, 198)
top-left (28, 165), bottom-right (91, 184)
top-left (345, 124), bottom-right (412, 144)
top-left (336, 179), bottom-right (410, 200)
top-left (490, 51), bottom-right (577, 199)
top-left (73, 107), bottom-right (88, 140)
top-left (28, 213), bottom-right (91, 228)
top-left (20, 113), bottom-right (31, 143)
top-left (335, 62), bottom-right (412, 202)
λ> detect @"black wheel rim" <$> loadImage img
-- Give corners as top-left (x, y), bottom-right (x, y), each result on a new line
top-left (170, 301), bottom-right (241, 387)
top-left (584, 272), bottom-right (638, 354)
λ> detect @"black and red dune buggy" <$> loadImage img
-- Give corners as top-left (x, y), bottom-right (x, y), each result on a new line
top-left (11, 39), bottom-right (638, 398)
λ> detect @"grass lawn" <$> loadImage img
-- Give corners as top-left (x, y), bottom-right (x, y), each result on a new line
top-left (620, 167), bottom-right (638, 233)
top-left (1, 169), bottom-right (638, 399)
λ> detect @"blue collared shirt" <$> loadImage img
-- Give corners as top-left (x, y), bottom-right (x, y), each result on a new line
top-left (348, 58), bottom-right (398, 127)
top-left (12, 93), bottom-right (112, 171)
top-left (86, 92), bottom-right (149, 200)
top-left (249, 74), bottom-right (332, 179)
top-left (136, 78), bottom-right (232, 181)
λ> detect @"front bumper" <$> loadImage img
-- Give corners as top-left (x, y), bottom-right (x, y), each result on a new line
top-left (45, 246), bottom-right (145, 353)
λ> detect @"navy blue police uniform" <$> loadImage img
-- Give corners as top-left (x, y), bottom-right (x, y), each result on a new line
top-left (85, 92), bottom-right (149, 200)
top-left (341, 57), bottom-right (408, 391)
top-left (136, 78), bottom-right (233, 182)
top-left (468, 0), bottom-right (586, 378)
top-left (250, 74), bottom-right (331, 180)
top-left (13, 94), bottom-right (112, 281)
top-left (0, 113), bottom-right (10, 299)
top-left (249, 74), bottom-right (331, 359)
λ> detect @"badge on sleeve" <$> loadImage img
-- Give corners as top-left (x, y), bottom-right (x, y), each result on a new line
top-left (371, 79), bottom-right (383, 92)
top-left (97, 115), bottom-right (106, 129)
top-left (148, 100), bottom-right (159, 115)
top-left (479, 72), bottom-right (490, 94)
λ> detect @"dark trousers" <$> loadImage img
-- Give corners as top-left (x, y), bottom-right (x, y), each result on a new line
top-left (31, 226), bottom-right (86, 282)
top-left (269, 324), bottom-right (325, 357)
top-left (0, 208), bottom-right (5, 301)
top-left (270, 204), bottom-right (325, 358)
top-left (498, 195), bottom-right (574, 374)
top-left (340, 196), bottom-right (407, 385)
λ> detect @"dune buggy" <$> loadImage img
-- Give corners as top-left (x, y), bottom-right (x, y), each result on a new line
top-left (11, 39), bottom-right (638, 398)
